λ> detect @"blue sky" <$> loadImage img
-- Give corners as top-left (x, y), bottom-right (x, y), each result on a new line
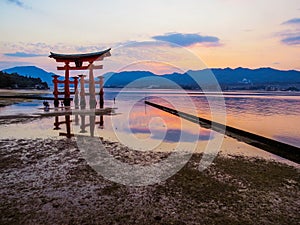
top-left (0, 0), bottom-right (299, 74)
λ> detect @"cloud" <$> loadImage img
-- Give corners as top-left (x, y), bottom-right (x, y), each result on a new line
top-left (75, 45), bottom-right (106, 52)
top-left (282, 18), bottom-right (300, 25)
top-left (4, 52), bottom-right (46, 57)
top-left (279, 18), bottom-right (300, 45)
top-left (151, 32), bottom-right (220, 47)
top-left (6, 0), bottom-right (30, 9)
top-left (281, 36), bottom-right (300, 45)
top-left (115, 40), bottom-right (167, 48)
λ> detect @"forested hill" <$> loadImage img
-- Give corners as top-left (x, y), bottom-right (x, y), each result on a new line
top-left (0, 71), bottom-right (49, 89)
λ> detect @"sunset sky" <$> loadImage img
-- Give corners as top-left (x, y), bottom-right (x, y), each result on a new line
top-left (0, 0), bottom-right (299, 75)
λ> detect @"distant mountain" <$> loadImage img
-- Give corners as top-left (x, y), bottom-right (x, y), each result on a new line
top-left (210, 67), bottom-right (300, 84)
top-left (2, 66), bottom-right (58, 86)
top-left (2, 66), bottom-right (300, 91)
top-left (0, 71), bottom-right (49, 89)
top-left (103, 67), bottom-right (300, 90)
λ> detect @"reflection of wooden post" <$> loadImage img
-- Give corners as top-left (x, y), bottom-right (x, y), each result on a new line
top-left (90, 115), bottom-right (95, 137)
top-left (89, 63), bottom-right (96, 109)
top-left (99, 115), bottom-right (104, 129)
top-left (56, 115), bottom-right (74, 138)
top-left (80, 115), bottom-right (87, 133)
top-left (53, 116), bottom-right (61, 130)
top-left (65, 115), bottom-right (71, 138)
top-left (52, 75), bottom-right (59, 107)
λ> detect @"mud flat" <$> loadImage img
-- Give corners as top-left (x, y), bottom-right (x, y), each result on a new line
top-left (0, 137), bottom-right (299, 225)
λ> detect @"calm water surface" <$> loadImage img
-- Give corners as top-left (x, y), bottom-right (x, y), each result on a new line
top-left (0, 89), bottom-right (299, 148)
top-left (104, 89), bottom-right (300, 148)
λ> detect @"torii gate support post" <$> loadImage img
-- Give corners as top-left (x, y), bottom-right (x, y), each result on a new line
top-left (73, 76), bottom-right (79, 98)
top-left (73, 76), bottom-right (79, 125)
top-left (64, 62), bottom-right (71, 107)
top-left (88, 63), bottom-right (96, 136)
top-left (99, 76), bottom-right (104, 128)
top-left (78, 75), bottom-right (86, 109)
top-left (52, 75), bottom-right (60, 108)
top-left (78, 75), bottom-right (87, 132)
top-left (88, 63), bottom-right (96, 109)
top-left (99, 76), bottom-right (104, 109)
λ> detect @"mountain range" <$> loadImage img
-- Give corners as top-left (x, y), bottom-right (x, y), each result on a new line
top-left (3, 66), bottom-right (57, 86)
top-left (2, 66), bottom-right (300, 90)
top-left (103, 67), bottom-right (300, 90)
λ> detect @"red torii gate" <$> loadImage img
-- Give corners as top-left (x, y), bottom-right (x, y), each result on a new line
top-left (49, 48), bottom-right (111, 108)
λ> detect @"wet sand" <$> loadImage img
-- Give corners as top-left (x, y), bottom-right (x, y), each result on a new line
top-left (0, 136), bottom-right (299, 225)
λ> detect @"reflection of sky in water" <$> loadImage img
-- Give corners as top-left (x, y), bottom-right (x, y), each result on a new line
top-left (128, 111), bottom-right (212, 143)
top-left (224, 97), bottom-right (300, 116)
top-left (109, 90), bottom-right (300, 147)
top-left (150, 129), bottom-right (211, 143)
top-left (0, 89), bottom-right (299, 147)
top-left (108, 95), bottom-right (211, 146)
top-left (0, 99), bottom-right (43, 115)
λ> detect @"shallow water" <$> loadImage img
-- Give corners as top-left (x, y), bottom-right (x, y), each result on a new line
top-left (1, 89), bottom-right (300, 147)
top-left (0, 89), bottom-right (299, 166)
top-left (104, 89), bottom-right (300, 148)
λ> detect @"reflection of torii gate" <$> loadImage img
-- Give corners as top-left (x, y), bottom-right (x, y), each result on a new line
top-left (49, 48), bottom-right (111, 108)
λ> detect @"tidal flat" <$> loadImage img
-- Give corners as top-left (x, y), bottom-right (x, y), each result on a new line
top-left (0, 137), bottom-right (299, 225)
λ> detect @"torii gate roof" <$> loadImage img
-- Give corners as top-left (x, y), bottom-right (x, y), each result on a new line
top-left (49, 48), bottom-right (111, 63)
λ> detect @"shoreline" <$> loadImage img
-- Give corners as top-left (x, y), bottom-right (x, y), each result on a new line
top-left (0, 89), bottom-right (51, 107)
top-left (0, 116), bottom-right (299, 168)
top-left (0, 137), bottom-right (299, 224)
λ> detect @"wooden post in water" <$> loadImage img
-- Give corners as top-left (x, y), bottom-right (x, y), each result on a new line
top-left (88, 63), bottom-right (96, 136)
top-left (88, 63), bottom-right (96, 109)
top-left (73, 76), bottom-right (79, 96)
top-left (52, 75), bottom-right (60, 108)
top-left (78, 75), bottom-right (86, 109)
top-left (99, 76), bottom-right (104, 109)
top-left (73, 76), bottom-right (79, 125)
top-left (78, 75), bottom-right (86, 133)
top-left (99, 76), bottom-right (104, 128)
top-left (64, 62), bottom-right (71, 107)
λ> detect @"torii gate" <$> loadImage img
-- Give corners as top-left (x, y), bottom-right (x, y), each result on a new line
top-left (49, 48), bottom-right (111, 108)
